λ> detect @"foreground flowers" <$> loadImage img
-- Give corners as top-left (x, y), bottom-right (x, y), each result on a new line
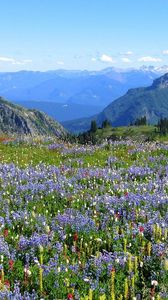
top-left (0, 139), bottom-right (167, 299)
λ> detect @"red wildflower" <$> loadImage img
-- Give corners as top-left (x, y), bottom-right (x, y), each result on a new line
top-left (9, 259), bottom-right (14, 270)
top-left (139, 226), bottom-right (144, 233)
top-left (124, 191), bottom-right (129, 197)
top-left (4, 228), bottom-right (9, 237)
top-left (67, 293), bottom-right (73, 299)
top-left (73, 232), bottom-right (78, 241)
top-left (4, 279), bottom-right (10, 289)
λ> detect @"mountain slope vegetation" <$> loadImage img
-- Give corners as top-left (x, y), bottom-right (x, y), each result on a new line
top-left (0, 97), bottom-right (67, 137)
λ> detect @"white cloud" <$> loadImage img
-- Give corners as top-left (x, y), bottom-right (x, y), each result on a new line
top-left (0, 56), bottom-right (15, 63)
top-left (91, 57), bottom-right (97, 62)
top-left (120, 51), bottom-right (133, 56)
top-left (121, 57), bottom-right (131, 63)
top-left (56, 60), bottom-right (64, 65)
top-left (163, 50), bottom-right (168, 55)
top-left (12, 59), bottom-right (33, 65)
top-left (125, 51), bottom-right (133, 55)
top-left (0, 56), bottom-right (32, 65)
top-left (12, 61), bottom-right (23, 65)
top-left (138, 56), bottom-right (162, 63)
top-left (99, 54), bottom-right (115, 63)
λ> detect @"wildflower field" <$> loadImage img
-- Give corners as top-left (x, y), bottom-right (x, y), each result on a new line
top-left (0, 137), bottom-right (167, 299)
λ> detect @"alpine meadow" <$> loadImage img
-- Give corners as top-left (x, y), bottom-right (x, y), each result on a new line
top-left (0, 1), bottom-right (168, 299)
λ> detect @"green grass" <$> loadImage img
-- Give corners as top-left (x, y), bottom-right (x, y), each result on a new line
top-left (0, 143), bottom-right (62, 167)
top-left (0, 138), bottom-right (139, 170)
top-left (95, 125), bottom-right (168, 142)
top-left (1, 125), bottom-right (168, 169)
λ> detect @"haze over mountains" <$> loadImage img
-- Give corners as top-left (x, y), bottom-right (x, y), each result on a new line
top-left (63, 72), bottom-right (168, 133)
top-left (0, 66), bottom-right (167, 122)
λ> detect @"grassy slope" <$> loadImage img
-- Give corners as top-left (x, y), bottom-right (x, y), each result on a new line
top-left (93, 125), bottom-right (157, 142)
top-left (1, 125), bottom-right (167, 168)
top-left (1, 131), bottom-right (168, 171)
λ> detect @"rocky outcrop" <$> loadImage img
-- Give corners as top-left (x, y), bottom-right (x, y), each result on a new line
top-left (0, 97), bottom-right (67, 137)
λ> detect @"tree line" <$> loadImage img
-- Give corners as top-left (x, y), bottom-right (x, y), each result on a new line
top-left (64, 116), bottom-right (168, 145)
top-left (78, 119), bottom-right (111, 144)
top-left (157, 118), bottom-right (168, 135)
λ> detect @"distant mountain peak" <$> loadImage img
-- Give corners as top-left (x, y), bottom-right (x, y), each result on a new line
top-left (140, 65), bottom-right (168, 74)
top-left (152, 73), bottom-right (168, 89)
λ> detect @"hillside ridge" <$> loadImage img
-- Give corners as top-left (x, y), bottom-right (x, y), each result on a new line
top-left (0, 96), bottom-right (67, 137)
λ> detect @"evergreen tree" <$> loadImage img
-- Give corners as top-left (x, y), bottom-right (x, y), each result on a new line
top-left (134, 116), bottom-right (147, 126)
top-left (157, 117), bottom-right (168, 135)
top-left (102, 119), bottom-right (111, 128)
top-left (90, 120), bottom-right (97, 133)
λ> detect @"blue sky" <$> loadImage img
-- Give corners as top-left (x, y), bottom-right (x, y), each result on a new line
top-left (0, 0), bottom-right (168, 71)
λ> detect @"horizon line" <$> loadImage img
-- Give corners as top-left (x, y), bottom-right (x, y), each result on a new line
top-left (0, 65), bottom-right (168, 74)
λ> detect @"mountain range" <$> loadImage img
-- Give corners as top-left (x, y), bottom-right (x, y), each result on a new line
top-left (0, 66), bottom-right (167, 122)
top-left (63, 73), bottom-right (168, 133)
top-left (0, 97), bottom-right (66, 137)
